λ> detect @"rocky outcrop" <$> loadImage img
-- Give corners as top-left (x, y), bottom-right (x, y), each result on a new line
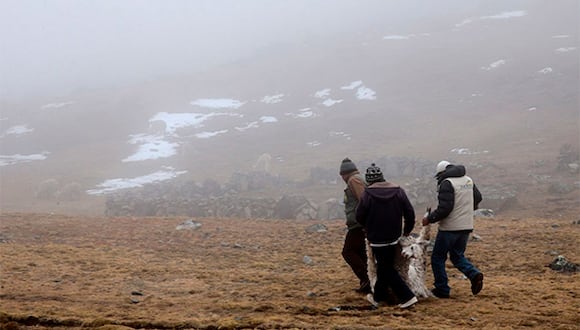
top-left (478, 186), bottom-right (518, 212)
top-left (102, 157), bottom-right (497, 219)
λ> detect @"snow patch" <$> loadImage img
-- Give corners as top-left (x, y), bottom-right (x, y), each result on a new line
top-left (329, 131), bottom-right (352, 140)
top-left (86, 168), bottom-right (187, 195)
top-left (555, 47), bottom-right (577, 53)
top-left (314, 89), bottom-right (331, 98)
top-left (235, 122), bottom-right (259, 132)
top-left (261, 94), bottom-right (284, 104)
top-left (195, 130), bottom-right (228, 138)
top-left (456, 10), bottom-right (526, 27)
top-left (190, 98), bottom-right (245, 109)
top-left (383, 35), bottom-right (410, 40)
top-left (41, 101), bottom-right (74, 110)
top-left (123, 134), bottom-right (179, 162)
top-left (286, 108), bottom-right (316, 119)
top-left (322, 99), bottom-right (343, 107)
top-left (356, 87), bottom-right (377, 100)
top-left (3, 125), bottom-right (34, 136)
top-left (480, 11), bottom-right (526, 20)
top-left (481, 59), bottom-right (506, 71)
top-left (260, 116), bottom-right (278, 123)
top-left (149, 112), bottom-right (239, 136)
top-left (383, 33), bottom-right (430, 40)
top-left (341, 81), bottom-right (363, 90)
top-left (450, 148), bottom-right (489, 155)
top-left (0, 152), bottom-right (49, 166)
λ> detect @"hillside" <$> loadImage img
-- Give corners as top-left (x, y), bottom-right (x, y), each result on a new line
top-left (0, 3), bottom-right (578, 216)
top-left (1, 212), bottom-right (578, 329)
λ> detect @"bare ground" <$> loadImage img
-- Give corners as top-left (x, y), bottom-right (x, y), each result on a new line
top-left (0, 212), bottom-right (579, 330)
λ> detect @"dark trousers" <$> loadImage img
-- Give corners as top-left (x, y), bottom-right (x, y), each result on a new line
top-left (432, 230), bottom-right (481, 295)
top-left (342, 227), bottom-right (370, 287)
top-left (372, 245), bottom-right (415, 303)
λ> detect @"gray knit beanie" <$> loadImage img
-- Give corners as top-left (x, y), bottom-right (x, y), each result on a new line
top-left (365, 163), bottom-right (385, 184)
top-left (339, 158), bottom-right (358, 175)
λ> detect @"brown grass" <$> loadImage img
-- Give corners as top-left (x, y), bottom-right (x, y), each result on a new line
top-left (0, 212), bottom-right (579, 329)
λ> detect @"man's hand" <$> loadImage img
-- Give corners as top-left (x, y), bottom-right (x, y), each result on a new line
top-left (421, 217), bottom-right (430, 226)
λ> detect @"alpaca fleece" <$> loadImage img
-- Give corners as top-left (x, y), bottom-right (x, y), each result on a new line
top-left (366, 225), bottom-right (433, 299)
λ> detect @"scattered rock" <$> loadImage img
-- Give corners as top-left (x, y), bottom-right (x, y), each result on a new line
top-left (471, 233), bottom-right (482, 241)
top-left (175, 219), bottom-right (202, 231)
top-left (548, 182), bottom-right (576, 195)
top-left (58, 182), bottom-right (83, 201)
top-left (316, 198), bottom-right (344, 220)
top-left (303, 255), bottom-right (314, 265)
top-left (474, 209), bottom-right (494, 218)
top-left (35, 178), bottom-right (59, 200)
top-left (175, 219), bottom-right (201, 230)
top-left (479, 187), bottom-right (518, 212)
top-left (0, 233), bottom-right (11, 243)
top-left (548, 255), bottom-right (579, 273)
top-left (305, 224), bottom-right (328, 233)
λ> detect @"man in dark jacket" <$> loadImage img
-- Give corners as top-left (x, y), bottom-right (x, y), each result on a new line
top-left (356, 163), bottom-right (418, 309)
top-left (422, 160), bottom-right (484, 298)
top-left (339, 158), bottom-right (371, 294)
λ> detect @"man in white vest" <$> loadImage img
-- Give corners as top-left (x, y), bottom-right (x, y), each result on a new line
top-left (422, 160), bottom-right (483, 298)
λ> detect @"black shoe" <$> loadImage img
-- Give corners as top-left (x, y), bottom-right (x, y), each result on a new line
top-left (471, 273), bottom-right (484, 295)
top-left (355, 281), bottom-right (372, 294)
top-left (431, 288), bottom-right (450, 299)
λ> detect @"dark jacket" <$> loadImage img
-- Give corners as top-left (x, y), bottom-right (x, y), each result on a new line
top-left (356, 181), bottom-right (416, 245)
top-left (427, 165), bottom-right (483, 224)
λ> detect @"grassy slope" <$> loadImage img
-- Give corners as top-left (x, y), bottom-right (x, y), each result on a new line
top-left (0, 212), bottom-right (578, 329)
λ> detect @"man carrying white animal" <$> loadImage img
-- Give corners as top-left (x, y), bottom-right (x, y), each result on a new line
top-left (422, 161), bottom-right (484, 299)
top-left (356, 163), bottom-right (418, 309)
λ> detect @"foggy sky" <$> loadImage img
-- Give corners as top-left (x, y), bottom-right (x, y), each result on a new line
top-left (0, 0), bottom-right (533, 100)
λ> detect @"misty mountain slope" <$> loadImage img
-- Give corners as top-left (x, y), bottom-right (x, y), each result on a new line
top-left (0, 3), bottom-right (578, 213)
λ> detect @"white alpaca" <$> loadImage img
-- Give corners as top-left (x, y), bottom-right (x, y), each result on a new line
top-left (366, 224), bottom-right (433, 299)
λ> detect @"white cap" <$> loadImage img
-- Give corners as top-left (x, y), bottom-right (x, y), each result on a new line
top-left (436, 160), bottom-right (451, 175)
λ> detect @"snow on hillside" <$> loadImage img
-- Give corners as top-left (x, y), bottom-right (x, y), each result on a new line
top-left (0, 7), bottom-right (577, 197)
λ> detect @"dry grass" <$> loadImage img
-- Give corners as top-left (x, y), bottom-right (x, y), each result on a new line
top-left (0, 212), bottom-right (579, 329)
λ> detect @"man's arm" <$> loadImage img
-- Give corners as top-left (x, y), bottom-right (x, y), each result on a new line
top-left (427, 180), bottom-right (455, 223)
top-left (348, 175), bottom-right (366, 201)
top-left (355, 190), bottom-right (369, 227)
top-left (399, 189), bottom-right (416, 236)
top-left (473, 183), bottom-right (483, 210)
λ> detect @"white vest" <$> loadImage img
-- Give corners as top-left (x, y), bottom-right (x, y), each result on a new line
top-left (439, 176), bottom-right (474, 231)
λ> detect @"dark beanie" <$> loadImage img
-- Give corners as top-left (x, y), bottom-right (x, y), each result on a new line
top-left (339, 158), bottom-right (357, 175)
top-left (365, 163), bottom-right (385, 184)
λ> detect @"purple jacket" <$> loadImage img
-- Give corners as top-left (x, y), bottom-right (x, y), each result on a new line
top-left (356, 181), bottom-right (416, 245)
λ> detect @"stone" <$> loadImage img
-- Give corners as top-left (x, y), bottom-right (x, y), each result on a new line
top-left (548, 255), bottom-right (579, 273)
top-left (305, 224), bottom-right (328, 233)
top-left (175, 220), bottom-right (202, 231)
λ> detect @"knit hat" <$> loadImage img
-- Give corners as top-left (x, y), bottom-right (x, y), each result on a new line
top-left (365, 163), bottom-right (384, 183)
top-left (339, 158), bottom-right (357, 175)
